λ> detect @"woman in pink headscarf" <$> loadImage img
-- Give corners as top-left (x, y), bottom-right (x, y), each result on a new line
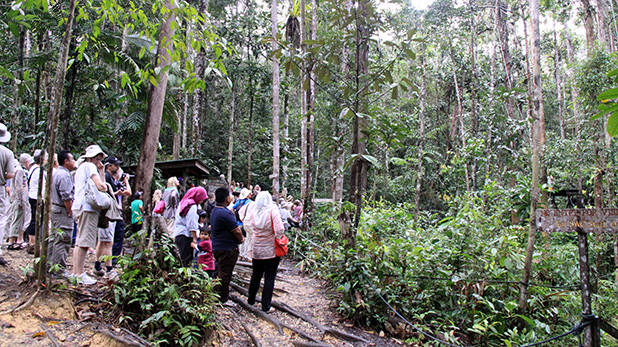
top-left (173, 187), bottom-right (208, 266)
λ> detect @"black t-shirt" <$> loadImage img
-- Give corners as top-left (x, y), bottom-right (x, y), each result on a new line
top-left (210, 206), bottom-right (239, 251)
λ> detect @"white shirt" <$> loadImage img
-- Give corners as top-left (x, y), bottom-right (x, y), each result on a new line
top-left (72, 162), bottom-right (99, 214)
top-left (27, 165), bottom-right (45, 200)
top-left (174, 204), bottom-right (199, 238)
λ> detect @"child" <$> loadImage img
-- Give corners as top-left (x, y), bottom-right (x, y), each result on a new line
top-left (194, 210), bottom-right (215, 277)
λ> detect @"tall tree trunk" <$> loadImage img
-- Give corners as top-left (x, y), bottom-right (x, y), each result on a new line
top-left (37, 0), bottom-right (77, 284)
top-left (519, 0), bottom-right (545, 312)
top-left (271, 0), bottom-right (281, 198)
top-left (62, 57), bottom-right (78, 149)
top-left (414, 48), bottom-right (427, 223)
top-left (348, 0), bottom-right (370, 231)
top-left (468, 1), bottom-right (478, 190)
top-left (580, 0), bottom-right (596, 55)
top-left (333, 0), bottom-right (352, 204)
top-left (452, 69), bottom-right (470, 192)
top-left (299, 0), bottom-right (308, 202)
top-left (565, 28), bottom-right (583, 191)
top-left (282, 92), bottom-right (289, 191)
top-left (553, 21), bottom-right (566, 140)
top-left (135, 0), bottom-right (177, 217)
top-left (302, 0), bottom-right (317, 229)
top-left (247, 78), bottom-right (254, 186)
top-left (495, 0), bottom-right (516, 121)
top-left (227, 80), bottom-right (236, 183)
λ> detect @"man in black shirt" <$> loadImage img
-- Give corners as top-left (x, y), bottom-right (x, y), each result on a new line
top-left (211, 187), bottom-right (244, 305)
top-left (99, 157), bottom-right (131, 273)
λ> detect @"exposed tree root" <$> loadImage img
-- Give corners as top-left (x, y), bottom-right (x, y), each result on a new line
top-left (236, 261), bottom-right (292, 272)
top-left (0, 289), bottom-right (40, 315)
top-left (238, 318), bottom-right (262, 347)
top-left (281, 322), bottom-right (322, 344)
top-left (229, 294), bottom-right (283, 334)
top-left (230, 282), bottom-right (368, 343)
top-left (291, 341), bottom-right (331, 347)
top-left (39, 323), bottom-right (61, 347)
top-left (92, 325), bottom-right (143, 346)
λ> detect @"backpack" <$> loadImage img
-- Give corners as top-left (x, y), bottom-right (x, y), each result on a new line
top-left (234, 198), bottom-right (248, 222)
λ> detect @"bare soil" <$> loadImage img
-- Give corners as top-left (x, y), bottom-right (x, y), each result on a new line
top-left (0, 247), bottom-right (406, 346)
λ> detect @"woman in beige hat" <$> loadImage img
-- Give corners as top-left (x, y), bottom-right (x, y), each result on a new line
top-left (71, 145), bottom-right (108, 285)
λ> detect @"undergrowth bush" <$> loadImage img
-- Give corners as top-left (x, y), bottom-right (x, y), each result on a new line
top-left (291, 182), bottom-right (618, 346)
top-left (114, 233), bottom-right (218, 346)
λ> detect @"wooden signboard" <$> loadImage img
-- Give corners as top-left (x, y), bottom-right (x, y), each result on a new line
top-left (535, 208), bottom-right (618, 347)
top-left (536, 208), bottom-right (618, 233)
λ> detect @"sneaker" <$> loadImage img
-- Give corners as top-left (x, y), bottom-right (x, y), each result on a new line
top-left (223, 301), bottom-right (237, 308)
top-left (93, 268), bottom-right (105, 277)
top-left (78, 272), bottom-right (97, 285)
top-left (263, 307), bottom-right (275, 314)
top-left (104, 270), bottom-right (119, 280)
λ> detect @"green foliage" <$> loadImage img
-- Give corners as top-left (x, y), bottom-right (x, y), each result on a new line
top-left (291, 184), bottom-right (617, 345)
top-left (114, 233), bottom-right (218, 346)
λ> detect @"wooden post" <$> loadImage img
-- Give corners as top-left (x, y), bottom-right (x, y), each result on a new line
top-left (576, 228), bottom-right (594, 347)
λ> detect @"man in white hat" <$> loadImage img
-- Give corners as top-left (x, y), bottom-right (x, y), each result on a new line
top-left (6, 154), bottom-right (33, 250)
top-left (0, 123), bottom-right (16, 266)
top-left (71, 144), bottom-right (107, 284)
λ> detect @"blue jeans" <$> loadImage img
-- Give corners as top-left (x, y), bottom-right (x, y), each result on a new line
top-left (112, 220), bottom-right (125, 265)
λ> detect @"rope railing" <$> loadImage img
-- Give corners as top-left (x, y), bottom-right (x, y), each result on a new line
top-left (287, 228), bottom-right (617, 347)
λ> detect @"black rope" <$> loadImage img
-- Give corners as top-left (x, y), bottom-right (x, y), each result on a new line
top-left (519, 318), bottom-right (592, 347)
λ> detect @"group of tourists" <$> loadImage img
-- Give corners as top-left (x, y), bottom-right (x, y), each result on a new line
top-left (167, 183), bottom-right (300, 312)
top-left (0, 122), bottom-right (298, 312)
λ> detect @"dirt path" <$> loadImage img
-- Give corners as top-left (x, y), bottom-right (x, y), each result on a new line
top-left (0, 247), bottom-right (403, 346)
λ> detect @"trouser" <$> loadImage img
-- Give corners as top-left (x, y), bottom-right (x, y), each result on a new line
top-left (175, 235), bottom-right (194, 267)
top-left (111, 220), bottom-right (125, 265)
top-left (0, 189), bottom-right (9, 253)
top-left (248, 257), bottom-right (281, 311)
top-left (48, 207), bottom-right (73, 272)
top-left (213, 248), bottom-right (239, 303)
top-left (25, 198), bottom-right (37, 237)
top-left (7, 201), bottom-right (25, 238)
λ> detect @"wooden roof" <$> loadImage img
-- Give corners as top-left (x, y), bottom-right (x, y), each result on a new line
top-left (127, 158), bottom-right (210, 179)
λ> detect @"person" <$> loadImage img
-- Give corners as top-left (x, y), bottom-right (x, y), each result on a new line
top-left (246, 191), bottom-right (285, 313)
top-left (94, 156), bottom-right (129, 277)
top-left (211, 187), bottom-right (244, 305)
top-left (71, 144), bottom-right (108, 285)
top-left (162, 177), bottom-right (180, 235)
top-left (0, 123), bottom-right (16, 266)
top-left (279, 202), bottom-right (293, 231)
top-left (174, 187), bottom-right (208, 267)
top-left (48, 150), bottom-right (76, 277)
top-left (6, 154), bottom-right (32, 250)
top-left (235, 188), bottom-right (255, 260)
top-left (130, 191), bottom-right (144, 235)
top-left (196, 212), bottom-right (215, 277)
top-left (103, 157), bottom-right (131, 266)
top-left (25, 149), bottom-right (46, 254)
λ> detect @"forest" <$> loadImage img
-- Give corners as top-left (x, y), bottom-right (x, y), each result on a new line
top-left (1, 0), bottom-right (618, 345)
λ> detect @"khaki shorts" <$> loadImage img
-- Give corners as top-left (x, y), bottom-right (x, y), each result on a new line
top-left (98, 221), bottom-right (116, 243)
top-left (76, 211), bottom-right (99, 249)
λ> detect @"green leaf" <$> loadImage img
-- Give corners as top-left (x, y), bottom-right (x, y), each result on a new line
top-left (362, 154), bottom-right (380, 168)
top-left (149, 75), bottom-right (158, 87)
top-left (597, 87), bottom-right (618, 100)
top-left (608, 112), bottom-right (618, 137)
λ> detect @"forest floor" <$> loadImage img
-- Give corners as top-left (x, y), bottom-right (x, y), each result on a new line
top-left (0, 246), bottom-right (404, 346)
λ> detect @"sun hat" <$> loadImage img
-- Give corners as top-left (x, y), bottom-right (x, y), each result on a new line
top-left (0, 123), bottom-right (11, 143)
top-left (83, 144), bottom-right (107, 159)
top-left (239, 188), bottom-right (251, 199)
top-left (19, 153), bottom-right (34, 167)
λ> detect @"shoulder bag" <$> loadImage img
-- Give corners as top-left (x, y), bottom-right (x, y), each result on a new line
top-left (271, 211), bottom-right (288, 257)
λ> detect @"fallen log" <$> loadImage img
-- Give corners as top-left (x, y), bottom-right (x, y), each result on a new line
top-left (229, 294), bottom-right (283, 334)
top-left (281, 322), bottom-right (322, 344)
top-left (230, 283), bottom-right (368, 343)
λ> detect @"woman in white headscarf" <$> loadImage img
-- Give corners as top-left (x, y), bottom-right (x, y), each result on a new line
top-left (246, 191), bottom-right (285, 313)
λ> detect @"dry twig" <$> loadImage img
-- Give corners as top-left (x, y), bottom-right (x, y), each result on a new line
top-left (0, 289), bottom-right (40, 315)
top-left (39, 323), bottom-right (61, 347)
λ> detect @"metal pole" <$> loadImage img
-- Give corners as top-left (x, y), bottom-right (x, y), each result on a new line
top-left (577, 229), bottom-right (594, 347)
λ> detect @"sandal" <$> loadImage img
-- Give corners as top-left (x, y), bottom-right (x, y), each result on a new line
top-left (7, 243), bottom-right (19, 251)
